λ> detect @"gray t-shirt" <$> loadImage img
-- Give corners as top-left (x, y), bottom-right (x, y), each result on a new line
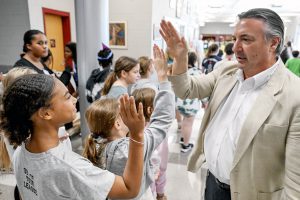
top-left (13, 140), bottom-right (115, 200)
top-left (130, 78), bottom-right (158, 94)
top-left (105, 85), bottom-right (127, 99)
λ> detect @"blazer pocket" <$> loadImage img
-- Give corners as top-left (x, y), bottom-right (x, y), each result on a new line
top-left (259, 124), bottom-right (288, 148)
top-left (258, 188), bottom-right (283, 200)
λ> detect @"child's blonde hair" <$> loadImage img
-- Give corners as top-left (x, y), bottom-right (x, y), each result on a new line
top-left (0, 134), bottom-right (11, 170)
top-left (2, 67), bottom-right (37, 88)
top-left (82, 98), bottom-right (120, 168)
top-left (138, 56), bottom-right (152, 77)
top-left (132, 88), bottom-right (156, 122)
top-left (0, 67), bottom-right (37, 170)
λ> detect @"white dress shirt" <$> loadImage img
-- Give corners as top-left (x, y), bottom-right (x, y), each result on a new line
top-left (204, 60), bottom-right (279, 184)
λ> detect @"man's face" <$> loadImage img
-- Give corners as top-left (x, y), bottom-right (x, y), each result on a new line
top-left (232, 18), bottom-right (278, 77)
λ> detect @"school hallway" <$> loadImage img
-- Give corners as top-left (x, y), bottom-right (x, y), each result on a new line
top-left (70, 108), bottom-right (205, 200)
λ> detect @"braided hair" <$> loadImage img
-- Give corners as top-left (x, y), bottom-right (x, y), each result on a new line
top-left (0, 74), bottom-right (55, 146)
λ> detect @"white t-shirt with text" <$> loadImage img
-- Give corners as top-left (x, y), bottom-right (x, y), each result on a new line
top-left (13, 140), bottom-right (115, 200)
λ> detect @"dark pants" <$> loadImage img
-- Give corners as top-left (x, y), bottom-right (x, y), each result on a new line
top-left (205, 171), bottom-right (231, 200)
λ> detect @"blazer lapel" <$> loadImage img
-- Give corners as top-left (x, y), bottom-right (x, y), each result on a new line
top-left (231, 62), bottom-right (286, 170)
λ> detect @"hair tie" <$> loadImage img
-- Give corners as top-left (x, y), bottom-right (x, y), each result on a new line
top-left (91, 133), bottom-right (108, 144)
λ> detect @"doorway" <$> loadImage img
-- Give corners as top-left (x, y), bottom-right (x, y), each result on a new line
top-left (43, 8), bottom-right (71, 72)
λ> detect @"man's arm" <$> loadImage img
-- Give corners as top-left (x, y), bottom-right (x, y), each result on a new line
top-left (283, 107), bottom-right (300, 199)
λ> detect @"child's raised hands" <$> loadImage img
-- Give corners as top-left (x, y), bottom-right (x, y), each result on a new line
top-left (153, 44), bottom-right (168, 82)
top-left (119, 94), bottom-right (145, 142)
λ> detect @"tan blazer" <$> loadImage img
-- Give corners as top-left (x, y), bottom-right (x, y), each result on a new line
top-left (168, 60), bottom-right (300, 200)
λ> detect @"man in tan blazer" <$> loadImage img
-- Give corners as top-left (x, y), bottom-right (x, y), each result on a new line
top-left (160, 8), bottom-right (300, 200)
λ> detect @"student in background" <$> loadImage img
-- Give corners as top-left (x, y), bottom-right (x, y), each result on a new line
top-left (13, 30), bottom-right (53, 75)
top-left (213, 43), bottom-right (236, 70)
top-left (130, 56), bottom-right (157, 94)
top-left (41, 49), bottom-right (54, 70)
top-left (176, 52), bottom-right (201, 153)
top-left (64, 42), bottom-right (78, 88)
top-left (101, 56), bottom-right (140, 99)
top-left (201, 43), bottom-right (222, 74)
top-left (86, 44), bottom-right (114, 103)
top-left (285, 50), bottom-right (300, 77)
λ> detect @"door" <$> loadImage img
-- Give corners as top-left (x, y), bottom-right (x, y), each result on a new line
top-left (44, 14), bottom-right (65, 71)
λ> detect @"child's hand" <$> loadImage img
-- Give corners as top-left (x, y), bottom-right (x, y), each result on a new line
top-left (120, 94), bottom-right (145, 141)
top-left (153, 44), bottom-right (168, 82)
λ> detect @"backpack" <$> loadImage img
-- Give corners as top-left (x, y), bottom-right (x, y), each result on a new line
top-left (86, 67), bottom-right (112, 103)
top-left (202, 56), bottom-right (222, 74)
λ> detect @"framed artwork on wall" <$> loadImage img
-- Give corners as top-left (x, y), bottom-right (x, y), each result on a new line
top-left (109, 21), bottom-right (127, 49)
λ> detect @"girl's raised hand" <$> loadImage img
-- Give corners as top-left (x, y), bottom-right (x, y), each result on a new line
top-left (153, 44), bottom-right (168, 82)
top-left (119, 94), bottom-right (145, 141)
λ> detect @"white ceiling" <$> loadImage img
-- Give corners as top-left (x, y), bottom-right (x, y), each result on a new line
top-left (193, 0), bottom-right (300, 24)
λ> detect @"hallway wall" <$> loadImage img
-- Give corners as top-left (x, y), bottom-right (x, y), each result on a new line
top-left (109, 0), bottom-right (152, 60)
top-left (152, 0), bottom-right (199, 42)
top-left (0, 0), bottom-right (30, 66)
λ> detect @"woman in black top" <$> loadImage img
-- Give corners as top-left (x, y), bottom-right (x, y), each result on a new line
top-left (14, 30), bottom-right (53, 74)
top-left (14, 30), bottom-right (71, 85)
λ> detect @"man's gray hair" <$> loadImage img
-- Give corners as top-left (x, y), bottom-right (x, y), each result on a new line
top-left (238, 8), bottom-right (284, 55)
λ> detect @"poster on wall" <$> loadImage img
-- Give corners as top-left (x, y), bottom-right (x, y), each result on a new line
top-left (109, 21), bottom-right (127, 49)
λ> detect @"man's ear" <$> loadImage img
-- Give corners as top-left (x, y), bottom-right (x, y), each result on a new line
top-left (37, 107), bottom-right (53, 120)
top-left (270, 37), bottom-right (280, 52)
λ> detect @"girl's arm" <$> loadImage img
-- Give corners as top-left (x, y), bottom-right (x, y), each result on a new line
top-left (142, 46), bottom-right (175, 159)
top-left (107, 94), bottom-right (145, 199)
